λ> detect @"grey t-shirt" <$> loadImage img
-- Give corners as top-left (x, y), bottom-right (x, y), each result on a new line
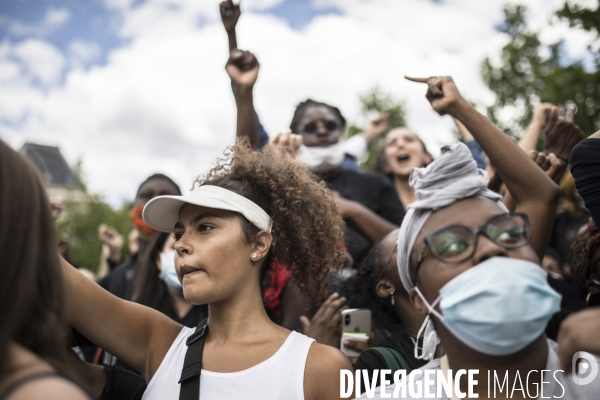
top-left (356, 340), bottom-right (600, 399)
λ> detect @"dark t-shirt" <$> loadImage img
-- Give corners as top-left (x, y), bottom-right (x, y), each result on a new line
top-left (570, 138), bottom-right (600, 227)
top-left (325, 170), bottom-right (405, 265)
top-left (354, 329), bottom-right (428, 393)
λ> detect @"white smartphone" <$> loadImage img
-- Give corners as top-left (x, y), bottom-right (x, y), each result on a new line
top-left (340, 308), bottom-right (372, 357)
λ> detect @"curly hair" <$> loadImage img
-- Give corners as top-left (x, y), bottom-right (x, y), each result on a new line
top-left (289, 99), bottom-right (346, 134)
top-left (192, 139), bottom-right (346, 305)
top-left (570, 218), bottom-right (600, 295)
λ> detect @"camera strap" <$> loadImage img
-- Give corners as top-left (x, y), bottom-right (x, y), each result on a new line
top-left (178, 318), bottom-right (208, 400)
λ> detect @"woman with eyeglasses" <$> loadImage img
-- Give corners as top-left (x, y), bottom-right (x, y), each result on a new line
top-left (58, 141), bottom-right (353, 400)
top-left (360, 76), bottom-right (600, 399)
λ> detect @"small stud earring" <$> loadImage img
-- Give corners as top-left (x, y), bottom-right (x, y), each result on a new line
top-left (252, 254), bottom-right (257, 259)
top-left (390, 291), bottom-right (395, 306)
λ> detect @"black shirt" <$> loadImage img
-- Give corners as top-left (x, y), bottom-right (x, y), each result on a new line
top-left (353, 329), bottom-right (428, 393)
top-left (570, 138), bottom-right (600, 227)
top-left (325, 170), bottom-right (405, 265)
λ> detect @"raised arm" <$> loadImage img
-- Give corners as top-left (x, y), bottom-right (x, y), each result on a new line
top-left (519, 103), bottom-right (558, 152)
top-left (60, 257), bottom-right (182, 382)
top-left (406, 76), bottom-right (560, 259)
top-left (225, 50), bottom-right (261, 148)
top-left (219, 0), bottom-right (241, 52)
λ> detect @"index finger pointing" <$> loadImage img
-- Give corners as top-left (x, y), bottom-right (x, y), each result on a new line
top-left (405, 76), bottom-right (431, 83)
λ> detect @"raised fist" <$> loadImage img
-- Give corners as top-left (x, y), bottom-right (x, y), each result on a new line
top-left (544, 104), bottom-right (583, 162)
top-left (364, 113), bottom-right (389, 141)
top-left (225, 49), bottom-right (260, 90)
top-left (405, 76), bottom-right (464, 116)
top-left (219, 0), bottom-right (241, 32)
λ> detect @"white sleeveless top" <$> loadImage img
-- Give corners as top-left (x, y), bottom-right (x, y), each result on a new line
top-left (143, 327), bottom-right (315, 400)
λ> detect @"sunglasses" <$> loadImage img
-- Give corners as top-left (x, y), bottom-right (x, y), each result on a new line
top-left (302, 120), bottom-right (339, 134)
top-left (413, 213), bottom-right (531, 275)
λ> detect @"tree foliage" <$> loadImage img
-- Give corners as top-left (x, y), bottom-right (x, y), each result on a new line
top-left (56, 197), bottom-right (132, 272)
top-left (346, 86), bottom-right (406, 171)
top-left (482, 3), bottom-right (600, 140)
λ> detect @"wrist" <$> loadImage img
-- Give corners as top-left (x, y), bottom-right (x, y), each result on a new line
top-left (447, 97), bottom-right (470, 118)
top-left (233, 85), bottom-right (253, 98)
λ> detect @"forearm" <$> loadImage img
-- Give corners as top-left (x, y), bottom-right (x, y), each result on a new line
top-left (234, 87), bottom-right (260, 148)
top-left (227, 29), bottom-right (237, 52)
top-left (61, 257), bottom-right (179, 379)
top-left (519, 120), bottom-right (543, 152)
top-left (346, 202), bottom-right (398, 242)
top-left (450, 100), bottom-right (558, 205)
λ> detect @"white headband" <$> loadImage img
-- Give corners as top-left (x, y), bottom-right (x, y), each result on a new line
top-left (397, 143), bottom-right (507, 292)
top-left (143, 185), bottom-right (273, 233)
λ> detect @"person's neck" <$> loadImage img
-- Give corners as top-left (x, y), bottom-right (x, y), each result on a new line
top-left (395, 299), bottom-right (423, 338)
top-left (168, 288), bottom-right (193, 320)
top-left (206, 284), bottom-right (276, 344)
top-left (393, 175), bottom-right (416, 207)
top-left (316, 166), bottom-right (343, 179)
top-left (444, 333), bottom-right (549, 399)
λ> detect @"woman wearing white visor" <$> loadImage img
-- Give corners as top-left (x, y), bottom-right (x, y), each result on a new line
top-left (59, 142), bottom-right (352, 400)
top-left (361, 76), bottom-right (599, 399)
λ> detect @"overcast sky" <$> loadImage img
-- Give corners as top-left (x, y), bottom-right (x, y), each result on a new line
top-left (0, 0), bottom-right (597, 205)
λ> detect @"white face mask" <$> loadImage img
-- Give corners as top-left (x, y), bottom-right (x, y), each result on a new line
top-left (300, 142), bottom-right (345, 173)
top-left (159, 251), bottom-right (183, 295)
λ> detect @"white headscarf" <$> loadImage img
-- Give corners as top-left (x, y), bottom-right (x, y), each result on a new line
top-left (397, 142), bottom-right (507, 292)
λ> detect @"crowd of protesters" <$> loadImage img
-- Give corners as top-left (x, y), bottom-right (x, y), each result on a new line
top-left (2, 1), bottom-right (600, 399)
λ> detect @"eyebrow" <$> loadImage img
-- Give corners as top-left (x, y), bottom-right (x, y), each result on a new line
top-left (173, 212), bottom-right (224, 230)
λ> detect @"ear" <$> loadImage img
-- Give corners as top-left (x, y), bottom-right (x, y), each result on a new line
top-left (375, 279), bottom-right (395, 299)
top-left (250, 230), bottom-right (273, 262)
top-left (409, 287), bottom-right (427, 315)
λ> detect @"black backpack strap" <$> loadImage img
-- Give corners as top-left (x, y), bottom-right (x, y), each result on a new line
top-left (178, 318), bottom-right (208, 400)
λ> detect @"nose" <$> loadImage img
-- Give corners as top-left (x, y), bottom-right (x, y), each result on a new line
top-left (471, 233), bottom-right (508, 265)
top-left (174, 234), bottom-right (192, 257)
top-left (315, 121), bottom-right (328, 136)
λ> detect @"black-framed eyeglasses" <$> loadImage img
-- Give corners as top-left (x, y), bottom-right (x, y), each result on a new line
top-left (375, 239), bottom-right (398, 284)
top-left (412, 213), bottom-right (531, 275)
top-left (303, 120), bottom-right (339, 134)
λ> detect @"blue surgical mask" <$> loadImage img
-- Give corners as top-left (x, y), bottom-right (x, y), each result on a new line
top-left (159, 251), bottom-right (183, 295)
top-left (415, 256), bottom-right (561, 356)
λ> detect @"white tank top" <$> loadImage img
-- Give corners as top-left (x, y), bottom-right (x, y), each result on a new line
top-left (143, 326), bottom-right (315, 400)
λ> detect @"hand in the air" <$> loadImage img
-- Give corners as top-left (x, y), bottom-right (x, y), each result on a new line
top-left (270, 130), bottom-right (303, 163)
top-left (98, 224), bottom-right (124, 263)
top-left (364, 113), bottom-right (389, 141)
top-left (405, 76), bottom-right (464, 116)
top-left (219, 0), bottom-right (241, 32)
top-left (544, 104), bottom-right (584, 162)
top-left (531, 103), bottom-right (559, 128)
top-left (225, 49), bottom-right (260, 90)
top-left (527, 150), bottom-right (566, 184)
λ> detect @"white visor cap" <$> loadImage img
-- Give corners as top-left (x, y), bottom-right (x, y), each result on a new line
top-left (142, 185), bottom-right (273, 233)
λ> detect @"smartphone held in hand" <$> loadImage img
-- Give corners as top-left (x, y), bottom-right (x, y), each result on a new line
top-left (340, 308), bottom-right (371, 357)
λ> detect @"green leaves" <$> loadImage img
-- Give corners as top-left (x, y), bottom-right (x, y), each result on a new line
top-left (482, 3), bottom-right (600, 141)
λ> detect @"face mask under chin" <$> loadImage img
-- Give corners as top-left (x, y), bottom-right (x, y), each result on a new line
top-left (300, 142), bottom-right (345, 173)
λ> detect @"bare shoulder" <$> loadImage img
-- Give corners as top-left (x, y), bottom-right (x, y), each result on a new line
top-left (6, 376), bottom-right (90, 400)
top-left (304, 343), bottom-right (353, 400)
